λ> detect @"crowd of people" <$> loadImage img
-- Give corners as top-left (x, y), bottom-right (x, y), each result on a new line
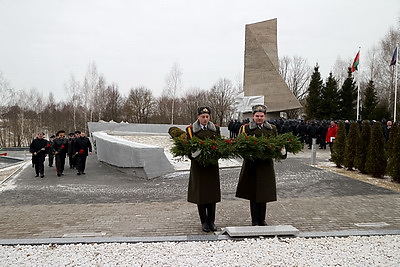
top-left (229, 118), bottom-right (397, 152)
top-left (29, 130), bottom-right (92, 178)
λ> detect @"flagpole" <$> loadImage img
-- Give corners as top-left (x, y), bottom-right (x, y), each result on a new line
top-left (356, 47), bottom-right (361, 121)
top-left (356, 71), bottom-right (360, 120)
top-left (394, 45), bottom-right (398, 122)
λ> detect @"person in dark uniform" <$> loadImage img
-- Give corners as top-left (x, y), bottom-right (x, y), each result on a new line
top-left (236, 104), bottom-right (284, 226)
top-left (67, 132), bottom-right (76, 169)
top-left (29, 132), bottom-right (48, 178)
top-left (47, 135), bottom-right (55, 167)
top-left (52, 130), bottom-right (68, 177)
top-left (73, 131), bottom-right (92, 175)
top-left (186, 106), bottom-right (221, 232)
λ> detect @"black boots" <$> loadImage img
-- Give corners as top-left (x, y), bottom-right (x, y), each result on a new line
top-left (250, 201), bottom-right (267, 226)
top-left (197, 203), bottom-right (217, 232)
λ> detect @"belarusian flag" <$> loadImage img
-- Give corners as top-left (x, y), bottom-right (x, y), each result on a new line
top-left (351, 50), bottom-right (360, 72)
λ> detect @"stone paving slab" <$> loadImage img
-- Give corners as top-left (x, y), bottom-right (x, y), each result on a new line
top-left (0, 149), bottom-right (399, 240)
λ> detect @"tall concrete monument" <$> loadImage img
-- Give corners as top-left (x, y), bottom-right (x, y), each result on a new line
top-left (243, 18), bottom-right (302, 118)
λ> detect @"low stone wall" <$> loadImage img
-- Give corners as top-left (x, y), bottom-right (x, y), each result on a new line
top-left (88, 122), bottom-right (229, 137)
top-left (88, 122), bottom-right (230, 179)
top-left (92, 132), bottom-right (174, 179)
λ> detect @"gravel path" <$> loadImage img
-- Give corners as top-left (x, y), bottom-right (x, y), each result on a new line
top-left (1, 235), bottom-right (399, 266)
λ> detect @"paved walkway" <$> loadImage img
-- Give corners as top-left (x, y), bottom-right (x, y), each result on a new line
top-left (0, 148), bottom-right (399, 240)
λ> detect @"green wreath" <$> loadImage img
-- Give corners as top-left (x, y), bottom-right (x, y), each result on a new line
top-left (170, 131), bottom-right (303, 166)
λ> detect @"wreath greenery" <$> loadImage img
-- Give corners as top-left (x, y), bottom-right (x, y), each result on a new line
top-left (170, 132), bottom-right (303, 166)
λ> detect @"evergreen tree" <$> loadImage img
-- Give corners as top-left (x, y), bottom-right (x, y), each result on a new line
top-left (365, 122), bottom-right (387, 178)
top-left (362, 80), bottom-right (378, 120)
top-left (355, 121), bottom-right (371, 173)
top-left (372, 100), bottom-right (391, 121)
top-left (320, 72), bottom-right (339, 119)
top-left (387, 124), bottom-right (400, 183)
top-left (331, 121), bottom-right (346, 168)
top-left (305, 65), bottom-right (323, 120)
top-left (338, 68), bottom-right (358, 120)
top-left (386, 123), bottom-right (398, 159)
top-left (344, 122), bottom-right (360, 170)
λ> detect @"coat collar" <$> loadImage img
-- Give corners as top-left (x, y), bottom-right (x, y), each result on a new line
top-left (249, 120), bottom-right (273, 130)
top-left (192, 120), bottom-right (217, 133)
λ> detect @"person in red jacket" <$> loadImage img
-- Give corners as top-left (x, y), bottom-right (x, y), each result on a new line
top-left (325, 121), bottom-right (338, 154)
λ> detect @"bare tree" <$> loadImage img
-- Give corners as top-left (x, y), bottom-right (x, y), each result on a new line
top-left (279, 55), bottom-right (312, 101)
top-left (374, 27), bottom-right (400, 109)
top-left (0, 72), bottom-right (15, 146)
top-left (64, 73), bottom-right (82, 130)
top-left (101, 83), bottom-right (123, 122)
top-left (124, 86), bottom-right (154, 123)
top-left (82, 62), bottom-right (100, 126)
top-left (163, 63), bottom-right (182, 124)
top-left (152, 95), bottom-right (172, 124)
top-left (180, 88), bottom-right (209, 124)
top-left (0, 71), bottom-right (14, 109)
top-left (332, 56), bottom-right (351, 86)
top-left (17, 89), bottom-right (45, 145)
top-left (208, 78), bottom-right (236, 126)
top-left (92, 75), bottom-right (107, 121)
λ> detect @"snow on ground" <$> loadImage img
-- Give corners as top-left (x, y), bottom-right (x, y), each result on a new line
top-left (120, 135), bottom-right (242, 171)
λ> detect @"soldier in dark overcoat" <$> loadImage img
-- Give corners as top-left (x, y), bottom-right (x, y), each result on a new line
top-left (29, 132), bottom-right (48, 178)
top-left (186, 106), bottom-right (221, 232)
top-left (52, 130), bottom-right (68, 177)
top-left (73, 131), bottom-right (93, 175)
top-left (47, 135), bottom-right (55, 167)
top-left (236, 104), bottom-right (283, 226)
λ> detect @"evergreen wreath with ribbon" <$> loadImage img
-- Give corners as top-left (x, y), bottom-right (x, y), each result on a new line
top-left (169, 127), bottom-right (303, 166)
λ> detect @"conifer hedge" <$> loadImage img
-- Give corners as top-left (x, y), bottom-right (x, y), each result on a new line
top-left (354, 121), bottom-right (371, 174)
top-left (387, 124), bottom-right (400, 182)
top-left (332, 121), bottom-right (346, 168)
top-left (365, 122), bottom-right (387, 178)
top-left (344, 122), bottom-right (360, 170)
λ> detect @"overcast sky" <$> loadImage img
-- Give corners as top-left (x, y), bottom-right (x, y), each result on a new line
top-left (0, 0), bottom-right (399, 101)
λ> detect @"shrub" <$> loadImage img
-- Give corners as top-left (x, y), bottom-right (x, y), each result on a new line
top-left (386, 123), bottom-right (398, 159)
top-left (354, 121), bottom-right (371, 173)
top-left (344, 122), bottom-right (360, 170)
top-left (387, 124), bottom-right (400, 183)
top-left (331, 121), bottom-right (346, 168)
top-left (365, 122), bottom-right (387, 178)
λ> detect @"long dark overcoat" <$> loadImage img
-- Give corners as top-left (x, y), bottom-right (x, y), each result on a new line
top-left (186, 121), bottom-right (221, 204)
top-left (236, 121), bottom-right (278, 203)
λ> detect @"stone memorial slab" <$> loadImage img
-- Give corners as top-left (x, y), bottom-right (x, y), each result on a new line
top-left (354, 222), bottom-right (390, 228)
top-left (220, 225), bottom-right (299, 237)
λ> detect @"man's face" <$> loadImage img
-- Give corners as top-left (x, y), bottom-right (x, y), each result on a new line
top-left (387, 121), bottom-right (392, 127)
top-left (198, 113), bottom-right (210, 126)
top-left (58, 133), bottom-right (65, 138)
top-left (330, 121), bottom-right (335, 127)
top-left (80, 132), bottom-right (86, 137)
top-left (37, 133), bottom-right (44, 139)
top-left (253, 112), bottom-right (266, 125)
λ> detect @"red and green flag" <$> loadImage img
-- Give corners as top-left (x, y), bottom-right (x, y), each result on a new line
top-left (351, 50), bottom-right (360, 72)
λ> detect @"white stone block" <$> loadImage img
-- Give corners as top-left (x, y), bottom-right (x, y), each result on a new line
top-left (221, 225), bottom-right (299, 237)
